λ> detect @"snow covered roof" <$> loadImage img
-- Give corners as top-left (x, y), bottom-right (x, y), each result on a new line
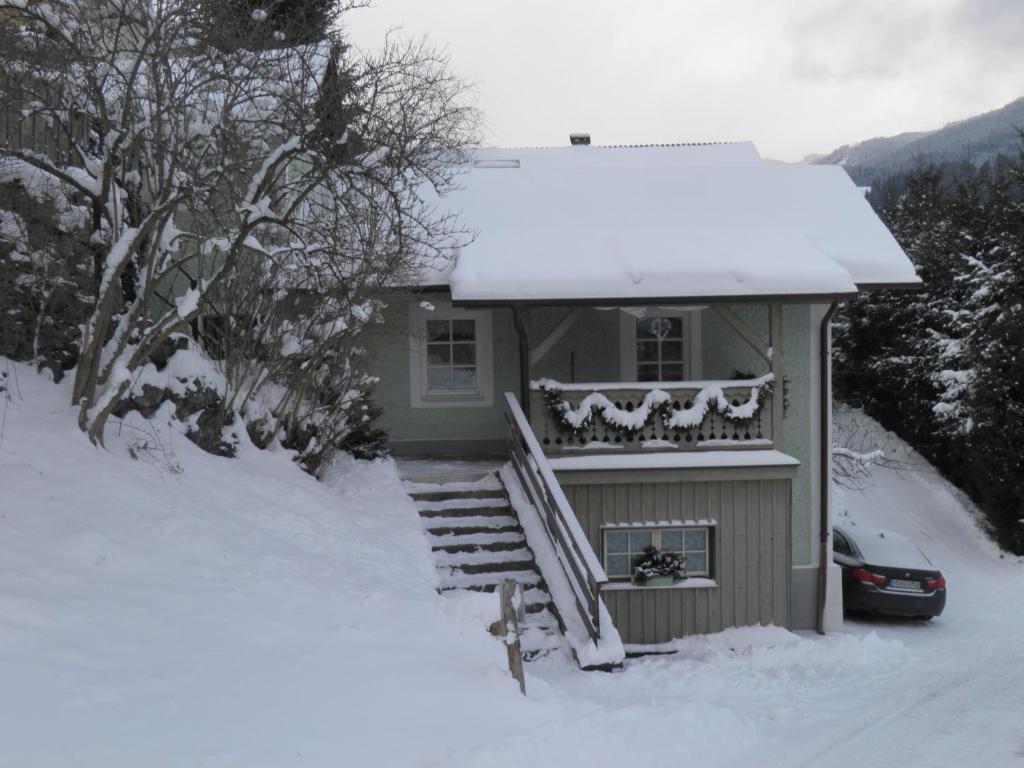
top-left (421, 142), bottom-right (920, 304)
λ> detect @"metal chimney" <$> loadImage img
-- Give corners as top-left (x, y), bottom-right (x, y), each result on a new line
top-left (569, 133), bottom-right (591, 146)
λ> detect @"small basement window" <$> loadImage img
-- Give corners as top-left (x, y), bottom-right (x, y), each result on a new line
top-left (603, 526), bottom-right (711, 580)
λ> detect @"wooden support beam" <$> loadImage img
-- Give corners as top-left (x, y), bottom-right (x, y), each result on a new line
top-left (529, 308), bottom-right (583, 366)
top-left (512, 305), bottom-right (531, 419)
top-left (769, 303), bottom-right (784, 451)
top-left (711, 305), bottom-right (772, 364)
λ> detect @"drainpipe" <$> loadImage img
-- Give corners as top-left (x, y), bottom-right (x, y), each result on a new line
top-left (817, 301), bottom-right (840, 635)
top-left (512, 305), bottom-right (531, 420)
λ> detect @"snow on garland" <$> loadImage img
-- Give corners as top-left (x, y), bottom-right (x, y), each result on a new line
top-left (534, 374), bottom-right (774, 437)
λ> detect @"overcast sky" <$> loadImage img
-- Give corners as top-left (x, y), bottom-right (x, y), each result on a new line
top-left (344, 0), bottom-right (1024, 161)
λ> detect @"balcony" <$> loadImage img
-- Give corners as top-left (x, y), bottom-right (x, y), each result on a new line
top-left (528, 375), bottom-right (775, 455)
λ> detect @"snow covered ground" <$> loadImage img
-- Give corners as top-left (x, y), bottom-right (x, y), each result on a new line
top-left (2, 362), bottom-right (1022, 767)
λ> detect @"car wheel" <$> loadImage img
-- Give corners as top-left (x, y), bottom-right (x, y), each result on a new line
top-left (914, 615), bottom-right (933, 621)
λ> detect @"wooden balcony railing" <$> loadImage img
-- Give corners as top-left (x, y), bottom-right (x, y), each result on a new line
top-left (528, 375), bottom-right (775, 454)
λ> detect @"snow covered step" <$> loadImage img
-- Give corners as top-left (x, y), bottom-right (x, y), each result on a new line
top-left (415, 496), bottom-right (509, 511)
top-left (402, 475), bottom-right (505, 495)
top-left (521, 588), bottom-right (554, 614)
top-left (431, 539), bottom-right (529, 555)
top-left (415, 497), bottom-right (511, 517)
top-left (409, 488), bottom-right (507, 503)
top-left (422, 515), bottom-right (520, 536)
top-left (435, 547), bottom-right (534, 568)
top-left (519, 626), bottom-right (568, 659)
top-left (520, 607), bottom-right (560, 631)
top-left (418, 506), bottom-right (513, 521)
top-left (442, 557), bottom-right (536, 576)
top-left (428, 530), bottom-right (526, 548)
top-left (439, 570), bottom-right (544, 591)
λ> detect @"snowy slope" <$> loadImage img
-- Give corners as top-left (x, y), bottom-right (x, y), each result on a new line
top-left (0, 361), bottom-right (541, 767)
top-left (2, 362), bottom-right (1022, 767)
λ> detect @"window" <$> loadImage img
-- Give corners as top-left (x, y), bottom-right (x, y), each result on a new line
top-left (833, 529), bottom-right (854, 557)
top-left (619, 310), bottom-right (701, 382)
top-left (636, 316), bottom-right (685, 381)
top-left (426, 318), bottom-right (478, 392)
top-left (409, 301), bottom-right (494, 408)
top-left (603, 526), bottom-right (711, 581)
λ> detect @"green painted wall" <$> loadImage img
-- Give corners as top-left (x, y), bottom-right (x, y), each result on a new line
top-left (700, 304), bottom-right (814, 565)
top-left (365, 294), bottom-right (815, 563)
top-left (365, 299), bottom-right (621, 446)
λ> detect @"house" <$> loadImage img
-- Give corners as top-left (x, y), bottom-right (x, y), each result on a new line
top-left (364, 136), bottom-right (919, 657)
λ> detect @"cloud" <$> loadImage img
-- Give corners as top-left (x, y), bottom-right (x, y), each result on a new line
top-left (343, 0), bottom-right (1024, 161)
top-left (788, 1), bottom-right (939, 81)
top-left (951, 0), bottom-right (1024, 51)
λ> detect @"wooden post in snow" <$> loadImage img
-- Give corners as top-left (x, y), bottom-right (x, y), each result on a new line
top-left (499, 579), bottom-right (526, 695)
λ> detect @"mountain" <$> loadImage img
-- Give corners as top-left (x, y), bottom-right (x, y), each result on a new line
top-left (811, 97), bottom-right (1024, 184)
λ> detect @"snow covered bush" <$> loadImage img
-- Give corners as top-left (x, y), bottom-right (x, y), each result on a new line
top-left (0, 0), bottom-right (477, 469)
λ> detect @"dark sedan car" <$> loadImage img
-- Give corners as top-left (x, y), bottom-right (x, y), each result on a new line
top-left (833, 525), bottom-right (946, 619)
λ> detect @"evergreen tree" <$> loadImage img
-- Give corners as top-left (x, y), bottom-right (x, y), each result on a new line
top-left (197, 0), bottom-right (342, 50)
top-left (960, 147), bottom-right (1024, 550)
top-left (836, 143), bottom-right (1024, 553)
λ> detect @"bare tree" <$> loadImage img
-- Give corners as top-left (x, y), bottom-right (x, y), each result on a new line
top-left (832, 403), bottom-right (917, 489)
top-left (1, 0), bottom-right (477, 459)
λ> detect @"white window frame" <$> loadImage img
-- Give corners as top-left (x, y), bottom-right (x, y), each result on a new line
top-left (409, 300), bottom-right (494, 408)
top-left (602, 524), bottom-right (712, 581)
top-left (619, 309), bottom-right (702, 382)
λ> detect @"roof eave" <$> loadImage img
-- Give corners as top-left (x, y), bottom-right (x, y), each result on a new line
top-left (449, 290), bottom-right (860, 308)
top-left (854, 280), bottom-right (924, 292)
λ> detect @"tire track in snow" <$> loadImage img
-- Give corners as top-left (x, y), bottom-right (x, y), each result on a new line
top-left (793, 640), bottom-right (1024, 767)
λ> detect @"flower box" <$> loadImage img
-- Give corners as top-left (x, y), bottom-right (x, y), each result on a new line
top-left (637, 574), bottom-right (675, 587)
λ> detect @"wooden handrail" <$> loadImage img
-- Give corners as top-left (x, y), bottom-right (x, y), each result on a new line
top-left (504, 391), bottom-right (607, 643)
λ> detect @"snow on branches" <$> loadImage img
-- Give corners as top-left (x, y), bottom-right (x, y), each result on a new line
top-left (0, 0), bottom-right (477, 465)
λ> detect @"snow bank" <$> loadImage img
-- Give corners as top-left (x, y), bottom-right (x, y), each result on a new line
top-left (0, 360), bottom-right (541, 767)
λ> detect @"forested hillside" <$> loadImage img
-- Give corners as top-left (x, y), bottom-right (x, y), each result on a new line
top-left (835, 138), bottom-right (1024, 553)
top-left (813, 97), bottom-right (1024, 187)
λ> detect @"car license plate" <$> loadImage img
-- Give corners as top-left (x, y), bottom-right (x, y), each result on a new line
top-left (889, 578), bottom-right (921, 590)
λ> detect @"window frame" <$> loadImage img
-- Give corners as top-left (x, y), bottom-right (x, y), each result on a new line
top-left (619, 309), bottom-right (702, 382)
top-left (424, 317), bottom-right (480, 394)
top-left (602, 524), bottom-right (713, 582)
top-left (409, 300), bottom-right (494, 408)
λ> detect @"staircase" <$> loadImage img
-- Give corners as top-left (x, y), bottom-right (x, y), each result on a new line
top-left (404, 472), bottom-right (565, 661)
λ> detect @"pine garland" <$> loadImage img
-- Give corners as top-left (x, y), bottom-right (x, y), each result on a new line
top-left (537, 375), bottom-right (774, 438)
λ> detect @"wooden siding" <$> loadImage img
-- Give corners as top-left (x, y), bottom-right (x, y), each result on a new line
top-left (559, 473), bottom-right (792, 644)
